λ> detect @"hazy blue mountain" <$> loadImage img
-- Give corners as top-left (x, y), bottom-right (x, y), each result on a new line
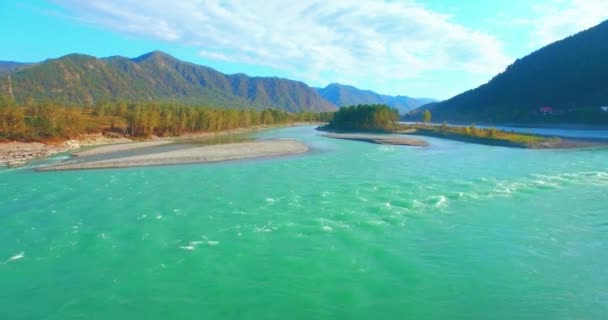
top-left (0, 61), bottom-right (34, 76)
top-left (316, 83), bottom-right (429, 115)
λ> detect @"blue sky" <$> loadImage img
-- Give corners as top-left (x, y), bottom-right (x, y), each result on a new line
top-left (1, 0), bottom-right (607, 99)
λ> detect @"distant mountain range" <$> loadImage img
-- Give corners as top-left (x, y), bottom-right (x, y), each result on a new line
top-left (0, 61), bottom-right (33, 76)
top-left (412, 19), bottom-right (608, 125)
top-left (316, 83), bottom-right (432, 115)
top-left (0, 52), bottom-right (428, 114)
top-left (0, 51), bottom-right (335, 112)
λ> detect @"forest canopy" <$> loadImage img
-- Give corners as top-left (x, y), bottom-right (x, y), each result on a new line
top-left (324, 104), bottom-right (399, 132)
top-left (0, 97), bottom-right (333, 142)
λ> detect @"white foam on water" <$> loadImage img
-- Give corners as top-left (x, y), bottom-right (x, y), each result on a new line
top-left (435, 196), bottom-right (448, 208)
top-left (156, 215), bottom-right (163, 220)
top-left (460, 170), bottom-right (608, 202)
top-left (377, 146), bottom-right (395, 152)
top-left (368, 220), bottom-right (387, 226)
top-left (536, 180), bottom-right (560, 189)
top-left (255, 222), bottom-right (278, 233)
top-left (337, 222), bottom-right (351, 229)
top-left (461, 191), bottom-right (481, 200)
top-left (288, 202), bottom-right (303, 207)
top-left (412, 199), bottom-right (425, 208)
top-left (493, 182), bottom-right (526, 196)
top-left (207, 241), bottom-right (220, 246)
top-left (7, 252), bottom-right (24, 262)
top-left (322, 226), bottom-right (333, 232)
top-left (265, 198), bottom-right (276, 204)
top-left (179, 239), bottom-right (211, 251)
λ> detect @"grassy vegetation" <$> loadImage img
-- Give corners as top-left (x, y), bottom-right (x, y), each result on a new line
top-left (399, 123), bottom-right (559, 147)
top-left (318, 104), bottom-right (557, 148)
top-left (0, 98), bottom-right (334, 143)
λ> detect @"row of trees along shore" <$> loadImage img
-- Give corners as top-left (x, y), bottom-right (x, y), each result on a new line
top-left (0, 98), bottom-right (334, 142)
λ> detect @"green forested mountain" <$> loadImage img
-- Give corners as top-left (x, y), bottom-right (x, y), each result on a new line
top-left (415, 19), bottom-right (608, 125)
top-left (0, 51), bottom-right (336, 112)
top-left (316, 83), bottom-right (427, 115)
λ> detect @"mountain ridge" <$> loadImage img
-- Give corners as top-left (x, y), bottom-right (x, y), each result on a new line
top-left (1, 51), bottom-right (336, 112)
top-left (316, 83), bottom-right (430, 115)
top-left (412, 19), bottom-right (608, 125)
top-left (0, 61), bottom-right (35, 76)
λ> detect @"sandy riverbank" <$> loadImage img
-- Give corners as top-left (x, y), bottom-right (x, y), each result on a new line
top-left (0, 134), bottom-right (132, 167)
top-left (0, 122), bottom-right (322, 167)
top-left (73, 141), bottom-right (174, 157)
top-left (322, 133), bottom-right (429, 147)
top-left (37, 140), bottom-right (308, 171)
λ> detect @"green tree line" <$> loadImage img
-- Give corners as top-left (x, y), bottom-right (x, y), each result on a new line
top-left (0, 97), bottom-right (334, 142)
top-left (325, 104), bottom-right (399, 132)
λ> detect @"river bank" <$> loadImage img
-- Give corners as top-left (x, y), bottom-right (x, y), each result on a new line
top-left (406, 128), bottom-right (608, 149)
top-left (318, 125), bottom-right (607, 149)
top-left (322, 133), bottom-right (428, 147)
top-left (414, 121), bottom-right (608, 131)
top-left (0, 134), bottom-right (132, 167)
top-left (0, 122), bottom-right (321, 167)
top-left (37, 140), bottom-right (308, 171)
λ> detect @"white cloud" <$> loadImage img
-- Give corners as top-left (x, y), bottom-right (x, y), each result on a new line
top-left (52, 0), bottom-right (512, 87)
top-left (529, 0), bottom-right (608, 47)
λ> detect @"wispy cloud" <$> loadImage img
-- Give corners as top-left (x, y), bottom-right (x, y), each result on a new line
top-left (52, 0), bottom-right (512, 87)
top-left (527, 0), bottom-right (608, 47)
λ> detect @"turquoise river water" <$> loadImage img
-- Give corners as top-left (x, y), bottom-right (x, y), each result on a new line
top-left (1, 126), bottom-right (607, 319)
